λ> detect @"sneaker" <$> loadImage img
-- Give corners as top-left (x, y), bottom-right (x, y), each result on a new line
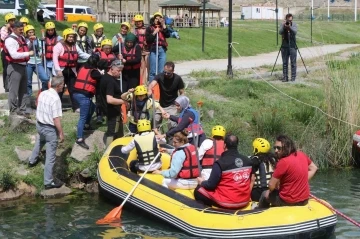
top-left (45, 181), bottom-right (64, 189)
top-left (281, 79), bottom-right (289, 82)
top-left (76, 139), bottom-right (89, 149)
top-left (28, 157), bottom-right (39, 168)
top-left (75, 108), bottom-right (80, 113)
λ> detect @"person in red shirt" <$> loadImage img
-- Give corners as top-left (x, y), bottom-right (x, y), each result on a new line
top-left (258, 135), bottom-right (318, 208)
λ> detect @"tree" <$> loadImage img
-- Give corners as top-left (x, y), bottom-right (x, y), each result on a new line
top-left (24, 0), bottom-right (40, 19)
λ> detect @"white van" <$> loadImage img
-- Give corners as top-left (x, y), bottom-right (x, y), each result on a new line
top-left (42, 4), bottom-right (97, 22)
top-left (0, 0), bottom-right (55, 19)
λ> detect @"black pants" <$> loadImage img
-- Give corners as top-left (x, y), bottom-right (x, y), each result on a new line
top-left (281, 47), bottom-right (297, 81)
top-left (106, 114), bottom-right (124, 141)
top-left (251, 187), bottom-right (267, 202)
top-left (258, 189), bottom-right (308, 208)
top-left (59, 67), bottom-right (79, 111)
top-left (1, 50), bottom-right (9, 92)
top-left (122, 68), bottom-right (140, 93)
top-left (95, 93), bottom-right (104, 118)
top-left (76, 62), bottom-right (86, 73)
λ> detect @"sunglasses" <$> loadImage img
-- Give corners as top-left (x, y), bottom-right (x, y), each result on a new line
top-left (273, 146), bottom-right (282, 151)
top-left (163, 71), bottom-right (173, 75)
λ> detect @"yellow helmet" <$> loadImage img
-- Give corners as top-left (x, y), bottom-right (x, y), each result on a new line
top-left (137, 119), bottom-right (151, 132)
top-left (134, 85), bottom-right (147, 96)
top-left (5, 13), bottom-right (16, 23)
top-left (19, 17), bottom-right (29, 24)
top-left (121, 22), bottom-right (131, 31)
top-left (101, 39), bottom-right (112, 48)
top-left (153, 12), bottom-right (163, 18)
top-left (62, 28), bottom-right (76, 39)
top-left (78, 22), bottom-right (88, 29)
top-left (133, 14), bottom-right (144, 22)
top-left (252, 138), bottom-right (271, 154)
top-left (24, 25), bottom-right (35, 34)
top-left (93, 23), bottom-right (104, 31)
top-left (211, 125), bottom-right (226, 138)
top-left (45, 21), bottom-right (56, 30)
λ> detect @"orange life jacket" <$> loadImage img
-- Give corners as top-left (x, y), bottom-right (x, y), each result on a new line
top-left (58, 43), bottom-right (78, 68)
top-left (172, 144), bottom-right (200, 179)
top-left (122, 45), bottom-right (141, 70)
top-left (74, 67), bottom-right (97, 95)
top-left (3, 35), bottom-right (30, 63)
top-left (202, 139), bottom-right (224, 169)
top-left (135, 27), bottom-right (147, 50)
top-left (97, 49), bottom-right (116, 66)
top-left (45, 36), bottom-right (57, 60)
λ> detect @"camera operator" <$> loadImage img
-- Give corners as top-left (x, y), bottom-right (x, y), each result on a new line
top-left (279, 13), bottom-right (298, 82)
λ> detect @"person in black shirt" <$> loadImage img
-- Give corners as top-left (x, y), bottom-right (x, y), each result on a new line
top-left (148, 61), bottom-right (185, 130)
top-left (37, 10), bottom-right (45, 26)
top-left (99, 60), bottom-right (128, 146)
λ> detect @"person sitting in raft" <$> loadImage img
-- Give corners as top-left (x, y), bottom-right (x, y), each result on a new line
top-left (160, 95), bottom-right (206, 147)
top-left (193, 134), bottom-right (255, 209)
top-left (250, 138), bottom-right (277, 202)
top-left (153, 130), bottom-right (200, 189)
top-left (121, 119), bottom-right (165, 173)
top-left (121, 85), bottom-right (166, 133)
top-left (198, 125), bottom-right (226, 180)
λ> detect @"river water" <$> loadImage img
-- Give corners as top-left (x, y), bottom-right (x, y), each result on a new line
top-left (0, 170), bottom-right (359, 239)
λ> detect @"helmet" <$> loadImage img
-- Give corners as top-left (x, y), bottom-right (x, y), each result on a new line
top-left (252, 138), bottom-right (271, 154)
top-left (62, 28), bottom-right (76, 39)
top-left (5, 13), bottom-right (16, 23)
top-left (137, 119), bottom-right (151, 132)
top-left (45, 22), bottom-right (56, 30)
top-left (121, 22), bottom-right (131, 30)
top-left (93, 23), bottom-right (104, 31)
top-left (211, 125), bottom-right (226, 138)
top-left (134, 85), bottom-right (147, 96)
top-left (24, 25), bottom-right (35, 34)
top-left (153, 12), bottom-right (163, 18)
top-left (101, 39), bottom-right (112, 48)
top-left (78, 22), bottom-right (88, 29)
top-left (134, 14), bottom-right (144, 22)
top-left (19, 17), bottom-right (29, 24)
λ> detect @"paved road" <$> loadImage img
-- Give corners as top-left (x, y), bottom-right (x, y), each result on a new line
top-left (0, 44), bottom-right (358, 94)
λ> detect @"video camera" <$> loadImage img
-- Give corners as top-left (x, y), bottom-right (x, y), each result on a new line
top-left (285, 21), bottom-right (291, 26)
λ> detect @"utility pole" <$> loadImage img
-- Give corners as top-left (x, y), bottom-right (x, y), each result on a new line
top-left (227, 0), bottom-right (233, 77)
top-left (202, 0), bottom-right (207, 52)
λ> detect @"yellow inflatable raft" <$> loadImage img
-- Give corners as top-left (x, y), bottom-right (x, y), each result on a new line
top-left (98, 137), bottom-right (337, 238)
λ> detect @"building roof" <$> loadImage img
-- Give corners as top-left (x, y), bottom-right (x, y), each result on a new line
top-left (158, 0), bottom-right (201, 7)
top-left (201, 2), bottom-right (223, 11)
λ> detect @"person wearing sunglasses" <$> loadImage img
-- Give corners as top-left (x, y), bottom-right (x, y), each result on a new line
top-left (258, 135), bottom-right (318, 208)
top-left (250, 138), bottom-right (277, 202)
top-left (147, 61), bottom-right (185, 130)
top-left (153, 130), bottom-right (199, 190)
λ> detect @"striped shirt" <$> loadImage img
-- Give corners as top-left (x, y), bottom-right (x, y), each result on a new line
top-left (36, 88), bottom-right (62, 126)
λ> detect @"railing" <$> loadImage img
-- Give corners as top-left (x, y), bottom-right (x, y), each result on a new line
top-left (200, 18), bottom-right (220, 28)
top-left (295, 14), bottom-right (360, 21)
top-left (109, 12), bottom-right (144, 23)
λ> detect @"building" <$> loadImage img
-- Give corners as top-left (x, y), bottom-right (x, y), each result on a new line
top-left (242, 4), bottom-right (283, 20)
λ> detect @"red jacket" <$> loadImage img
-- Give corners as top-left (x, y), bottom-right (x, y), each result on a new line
top-left (45, 37), bottom-right (57, 60)
top-left (135, 27), bottom-right (147, 50)
top-left (172, 144), bottom-right (200, 179)
top-left (202, 139), bottom-right (224, 169)
top-left (122, 45), bottom-right (141, 70)
top-left (96, 49), bottom-right (116, 67)
top-left (74, 67), bottom-right (97, 95)
top-left (58, 43), bottom-right (78, 67)
top-left (3, 35), bottom-right (29, 63)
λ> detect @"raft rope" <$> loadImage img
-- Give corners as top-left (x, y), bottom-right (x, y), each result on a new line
top-left (229, 42), bottom-right (360, 128)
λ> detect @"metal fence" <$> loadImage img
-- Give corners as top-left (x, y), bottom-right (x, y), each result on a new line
top-left (295, 14), bottom-right (358, 21)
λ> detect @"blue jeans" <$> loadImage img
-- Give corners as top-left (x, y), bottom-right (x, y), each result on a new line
top-left (26, 63), bottom-right (50, 95)
top-left (73, 93), bottom-right (95, 139)
top-left (149, 46), bottom-right (166, 82)
top-left (171, 32), bottom-right (179, 39)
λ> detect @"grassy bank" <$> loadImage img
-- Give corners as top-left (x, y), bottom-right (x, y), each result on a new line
top-left (1, 16), bottom-right (360, 73)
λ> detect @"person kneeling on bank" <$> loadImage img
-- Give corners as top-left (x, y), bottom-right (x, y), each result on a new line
top-left (121, 119), bottom-right (165, 173)
top-left (153, 130), bottom-right (199, 190)
top-left (194, 134), bottom-right (255, 209)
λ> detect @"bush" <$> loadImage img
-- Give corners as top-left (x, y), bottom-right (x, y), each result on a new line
top-left (0, 170), bottom-right (18, 191)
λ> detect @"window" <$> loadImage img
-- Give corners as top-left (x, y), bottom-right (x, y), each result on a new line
top-left (0, 0), bottom-right (15, 9)
top-left (75, 8), bottom-right (85, 14)
top-left (86, 8), bottom-right (94, 14)
top-left (64, 8), bottom-right (73, 13)
top-left (256, 8), bottom-right (260, 13)
top-left (46, 7), bottom-right (56, 12)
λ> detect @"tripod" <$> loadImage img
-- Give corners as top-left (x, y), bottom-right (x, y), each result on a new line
top-left (271, 28), bottom-right (308, 80)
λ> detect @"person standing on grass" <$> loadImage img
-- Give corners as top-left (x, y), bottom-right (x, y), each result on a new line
top-left (146, 12), bottom-right (170, 82)
top-left (3, 21), bottom-right (34, 117)
top-left (44, 22), bottom-right (62, 77)
top-left (258, 135), bottom-right (318, 208)
top-left (147, 62), bottom-right (185, 130)
top-left (1, 13), bottom-right (16, 92)
top-left (28, 76), bottom-right (65, 190)
top-left (279, 13), bottom-right (298, 82)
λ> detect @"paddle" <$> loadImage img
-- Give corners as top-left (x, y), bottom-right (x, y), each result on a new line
top-left (96, 152), bottom-right (161, 224)
top-left (189, 117), bottom-right (202, 174)
top-left (310, 193), bottom-right (360, 228)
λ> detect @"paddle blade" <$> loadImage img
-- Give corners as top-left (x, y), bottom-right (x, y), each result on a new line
top-left (96, 206), bottom-right (123, 225)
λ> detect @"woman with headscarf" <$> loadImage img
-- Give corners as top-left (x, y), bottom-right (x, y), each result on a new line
top-left (119, 33), bottom-right (142, 92)
top-left (161, 95), bottom-right (206, 147)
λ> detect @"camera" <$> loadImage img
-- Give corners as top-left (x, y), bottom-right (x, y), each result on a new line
top-left (285, 21), bottom-right (291, 26)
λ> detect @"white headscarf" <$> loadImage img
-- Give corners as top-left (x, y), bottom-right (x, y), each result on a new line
top-left (175, 95), bottom-right (190, 111)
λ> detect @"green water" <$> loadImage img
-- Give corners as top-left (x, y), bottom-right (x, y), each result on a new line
top-left (0, 170), bottom-right (359, 239)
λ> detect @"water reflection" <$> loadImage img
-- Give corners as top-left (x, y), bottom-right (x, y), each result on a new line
top-left (0, 170), bottom-right (359, 238)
